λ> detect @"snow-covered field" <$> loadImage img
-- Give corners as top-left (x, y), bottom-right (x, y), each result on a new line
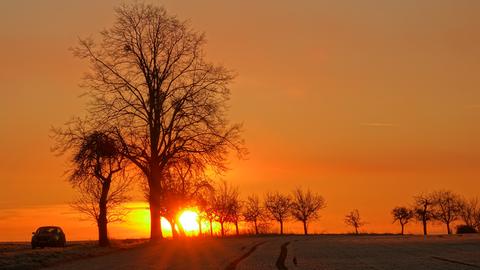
top-left (0, 239), bottom-right (147, 270)
top-left (1, 235), bottom-right (479, 270)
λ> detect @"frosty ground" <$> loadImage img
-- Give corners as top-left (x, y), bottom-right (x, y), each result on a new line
top-left (1, 235), bottom-right (479, 270)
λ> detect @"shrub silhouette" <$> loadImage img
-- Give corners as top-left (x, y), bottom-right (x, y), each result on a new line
top-left (456, 224), bottom-right (477, 234)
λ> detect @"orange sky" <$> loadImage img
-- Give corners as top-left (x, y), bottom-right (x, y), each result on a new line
top-left (1, 0), bottom-right (480, 241)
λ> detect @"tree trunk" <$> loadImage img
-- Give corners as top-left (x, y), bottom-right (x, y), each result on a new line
top-left (148, 164), bottom-right (163, 241)
top-left (422, 219), bottom-right (427, 236)
top-left (149, 203), bottom-right (163, 241)
top-left (280, 220), bottom-right (284, 235)
top-left (303, 220), bottom-right (308, 235)
top-left (254, 220), bottom-right (258, 235)
top-left (98, 181), bottom-right (110, 247)
top-left (235, 221), bottom-right (239, 236)
top-left (401, 223), bottom-right (405, 235)
top-left (198, 218), bottom-right (202, 236)
top-left (355, 226), bottom-right (358, 235)
top-left (209, 220), bottom-right (213, 236)
top-left (176, 216), bottom-right (186, 237)
top-left (221, 222), bottom-right (225, 237)
top-left (170, 218), bottom-right (179, 238)
top-left (447, 222), bottom-right (451, 235)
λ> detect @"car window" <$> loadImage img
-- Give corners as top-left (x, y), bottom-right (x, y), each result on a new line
top-left (39, 227), bottom-right (57, 233)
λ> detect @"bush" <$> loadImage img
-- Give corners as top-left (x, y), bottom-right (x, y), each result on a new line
top-left (456, 225), bottom-right (477, 234)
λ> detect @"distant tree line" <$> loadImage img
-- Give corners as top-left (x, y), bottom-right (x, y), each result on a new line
top-left (196, 185), bottom-right (326, 236)
top-left (391, 190), bottom-right (480, 235)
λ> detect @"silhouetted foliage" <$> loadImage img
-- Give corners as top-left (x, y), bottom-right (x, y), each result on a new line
top-left (71, 2), bottom-right (245, 241)
top-left (290, 188), bottom-right (326, 235)
top-left (243, 194), bottom-right (265, 235)
top-left (264, 192), bottom-right (291, 235)
top-left (413, 193), bottom-right (435, 236)
top-left (344, 209), bottom-right (364, 235)
top-left (391, 207), bottom-right (414, 235)
top-left (431, 190), bottom-right (462, 235)
top-left (54, 127), bottom-right (130, 247)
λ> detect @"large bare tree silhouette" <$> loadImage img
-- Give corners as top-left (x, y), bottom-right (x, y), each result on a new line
top-left (70, 3), bottom-right (244, 241)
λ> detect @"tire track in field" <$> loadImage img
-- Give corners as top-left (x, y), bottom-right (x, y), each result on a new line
top-left (225, 241), bottom-right (267, 270)
top-left (431, 256), bottom-right (480, 268)
top-left (276, 241), bottom-right (290, 270)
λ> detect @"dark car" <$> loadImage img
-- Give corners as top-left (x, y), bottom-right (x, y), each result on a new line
top-left (31, 226), bottom-right (66, 249)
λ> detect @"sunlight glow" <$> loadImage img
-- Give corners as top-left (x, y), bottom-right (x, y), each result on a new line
top-left (122, 203), bottom-right (221, 238)
top-left (161, 217), bottom-right (173, 238)
top-left (179, 210), bottom-right (199, 236)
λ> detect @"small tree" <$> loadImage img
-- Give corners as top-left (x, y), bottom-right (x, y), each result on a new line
top-left (212, 181), bottom-right (239, 237)
top-left (205, 204), bottom-right (217, 237)
top-left (290, 188), bottom-right (326, 235)
top-left (243, 195), bottom-right (264, 235)
top-left (344, 209), bottom-right (364, 234)
top-left (55, 129), bottom-right (129, 247)
top-left (458, 197), bottom-right (480, 230)
top-left (432, 190), bottom-right (462, 234)
top-left (391, 207), bottom-right (414, 235)
top-left (229, 197), bottom-right (243, 236)
top-left (264, 192), bottom-right (291, 235)
top-left (160, 159), bottom-right (213, 238)
top-left (413, 193), bottom-right (435, 236)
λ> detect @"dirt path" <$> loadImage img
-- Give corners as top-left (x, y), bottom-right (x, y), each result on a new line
top-left (40, 235), bottom-right (480, 270)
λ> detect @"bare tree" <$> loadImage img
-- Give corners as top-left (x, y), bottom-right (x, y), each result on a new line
top-left (290, 188), bottom-right (326, 235)
top-left (195, 191), bottom-right (211, 236)
top-left (458, 197), bottom-right (480, 230)
top-left (70, 2), bottom-right (245, 241)
top-left (413, 193), bottom-right (435, 236)
top-left (243, 194), bottom-right (264, 235)
top-left (432, 190), bottom-right (462, 234)
top-left (391, 207), bottom-right (414, 235)
top-left (204, 198), bottom-right (217, 237)
top-left (54, 128), bottom-right (129, 246)
top-left (264, 192), bottom-right (291, 235)
top-left (212, 181), bottom-right (239, 237)
top-left (159, 159), bottom-right (213, 238)
top-left (344, 209), bottom-right (364, 235)
top-left (229, 197), bottom-right (243, 236)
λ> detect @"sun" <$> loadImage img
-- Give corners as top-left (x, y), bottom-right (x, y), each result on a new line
top-left (179, 210), bottom-right (199, 235)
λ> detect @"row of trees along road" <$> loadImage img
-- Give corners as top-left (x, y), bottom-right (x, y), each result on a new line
top-left (392, 190), bottom-right (480, 235)
top-left (199, 186), bottom-right (326, 236)
top-left (53, 2), bottom-right (245, 246)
